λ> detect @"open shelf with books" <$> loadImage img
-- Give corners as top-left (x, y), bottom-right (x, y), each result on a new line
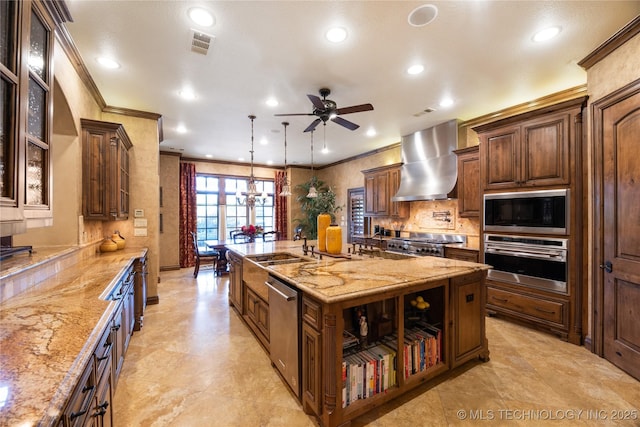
top-left (301, 272), bottom-right (488, 427)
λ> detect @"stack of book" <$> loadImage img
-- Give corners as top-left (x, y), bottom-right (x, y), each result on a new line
top-left (402, 321), bottom-right (441, 380)
top-left (341, 343), bottom-right (397, 408)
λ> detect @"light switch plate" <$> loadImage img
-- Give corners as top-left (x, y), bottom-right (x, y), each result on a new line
top-left (134, 218), bottom-right (147, 227)
top-left (134, 228), bottom-right (147, 237)
top-left (134, 209), bottom-right (144, 217)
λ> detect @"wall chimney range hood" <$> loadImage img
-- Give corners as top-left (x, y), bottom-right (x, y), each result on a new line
top-left (392, 119), bottom-right (460, 202)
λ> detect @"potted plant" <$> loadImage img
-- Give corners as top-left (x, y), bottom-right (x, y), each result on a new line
top-left (294, 177), bottom-right (342, 239)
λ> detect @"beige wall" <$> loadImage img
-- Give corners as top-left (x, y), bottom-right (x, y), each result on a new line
top-left (159, 154), bottom-right (181, 269)
top-left (582, 32), bottom-right (640, 338)
top-left (13, 36), bottom-right (161, 300)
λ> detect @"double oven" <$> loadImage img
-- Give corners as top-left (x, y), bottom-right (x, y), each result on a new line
top-left (483, 189), bottom-right (569, 294)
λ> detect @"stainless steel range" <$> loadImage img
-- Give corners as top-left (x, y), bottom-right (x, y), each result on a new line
top-left (386, 233), bottom-right (467, 257)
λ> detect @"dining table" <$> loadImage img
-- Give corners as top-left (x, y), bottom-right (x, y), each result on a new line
top-left (204, 240), bottom-right (230, 275)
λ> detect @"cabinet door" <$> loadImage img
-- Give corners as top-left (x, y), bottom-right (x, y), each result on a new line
top-left (134, 256), bottom-right (147, 331)
top-left (451, 273), bottom-right (484, 367)
top-left (82, 126), bottom-right (110, 220)
top-left (364, 174), bottom-right (377, 215)
top-left (111, 301), bottom-right (125, 388)
top-left (481, 125), bottom-right (520, 190)
top-left (375, 171), bottom-right (389, 215)
top-left (228, 252), bottom-right (243, 311)
top-left (389, 167), bottom-right (408, 218)
top-left (455, 147), bottom-right (480, 217)
top-left (301, 322), bottom-right (321, 416)
top-left (521, 112), bottom-right (570, 186)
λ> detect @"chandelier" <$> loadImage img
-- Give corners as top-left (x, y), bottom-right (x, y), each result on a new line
top-left (278, 121), bottom-right (292, 197)
top-left (236, 115), bottom-right (267, 207)
top-left (307, 130), bottom-right (318, 198)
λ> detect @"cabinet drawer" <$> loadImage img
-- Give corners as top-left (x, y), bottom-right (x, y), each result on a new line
top-left (487, 286), bottom-right (565, 326)
top-left (94, 324), bottom-right (113, 379)
top-left (302, 296), bottom-right (322, 330)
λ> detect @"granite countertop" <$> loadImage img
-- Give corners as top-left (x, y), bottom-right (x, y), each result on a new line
top-left (0, 247), bottom-right (147, 426)
top-left (225, 241), bottom-right (489, 304)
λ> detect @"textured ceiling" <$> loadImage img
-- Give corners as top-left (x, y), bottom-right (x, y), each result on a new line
top-left (63, 1), bottom-right (640, 166)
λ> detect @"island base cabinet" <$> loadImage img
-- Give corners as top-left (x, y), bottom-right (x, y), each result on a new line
top-left (302, 322), bottom-right (322, 416)
top-left (451, 272), bottom-right (489, 367)
top-left (300, 272), bottom-right (488, 427)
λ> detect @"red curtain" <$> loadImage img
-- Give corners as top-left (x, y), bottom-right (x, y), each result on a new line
top-left (179, 162), bottom-right (197, 267)
top-left (275, 170), bottom-right (288, 240)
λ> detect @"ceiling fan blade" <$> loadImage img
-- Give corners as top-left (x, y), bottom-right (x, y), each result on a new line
top-left (274, 113), bottom-right (315, 116)
top-left (335, 103), bottom-right (374, 115)
top-left (332, 116), bottom-right (360, 131)
top-left (304, 118), bottom-right (322, 133)
top-left (307, 94), bottom-right (326, 110)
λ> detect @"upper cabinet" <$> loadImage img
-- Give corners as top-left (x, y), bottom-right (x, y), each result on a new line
top-left (82, 119), bottom-right (133, 221)
top-left (453, 146), bottom-right (480, 217)
top-left (1, 1), bottom-right (67, 234)
top-left (474, 98), bottom-right (586, 191)
top-left (362, 163), bottom-right (408, 218)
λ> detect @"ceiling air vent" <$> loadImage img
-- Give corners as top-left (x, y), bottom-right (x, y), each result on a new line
top-left (413, 107), bottom-right (436, 117)
top-left (191, 30), bottom-right (214, 55)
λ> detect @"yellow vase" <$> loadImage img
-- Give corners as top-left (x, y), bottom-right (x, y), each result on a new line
top-left (100, 238), bottom-right (118, 253)
top-left (111, 231), bottom-right (126, 250)
top-left (326, 223), bottom-right (342, 255)
top-left (317, 213), bottom-right (332, 252)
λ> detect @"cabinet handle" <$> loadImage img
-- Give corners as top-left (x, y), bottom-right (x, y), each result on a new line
top-left (534, 307), bottom-right (555, 314)
top-left (492, 297), bottom-right (508, 303)
top-left (70, 409), bottom-right (89, 420)
top-left (112, 324), bottom-right (121, 332)
top-left (82, 385), bottom-right (95, 393)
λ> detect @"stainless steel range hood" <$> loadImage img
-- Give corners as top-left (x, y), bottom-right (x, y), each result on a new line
top-left (392, 119), bottom-right (460, 202)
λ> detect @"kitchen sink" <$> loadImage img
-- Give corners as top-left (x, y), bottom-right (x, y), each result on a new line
top-left (246, 252), bottom-right (312, 267)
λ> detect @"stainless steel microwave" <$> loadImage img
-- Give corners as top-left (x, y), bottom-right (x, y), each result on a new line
top-left (483, 189), bottom-right (569, 235)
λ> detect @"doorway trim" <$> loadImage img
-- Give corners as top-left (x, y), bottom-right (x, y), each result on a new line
top-left (590, 78), bottom-right (640, 357)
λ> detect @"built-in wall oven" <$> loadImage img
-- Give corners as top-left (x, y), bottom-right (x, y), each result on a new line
top-left (484, 234), bottom-right (568, 294)
top-left (484, 189), bottom-right (569, 235)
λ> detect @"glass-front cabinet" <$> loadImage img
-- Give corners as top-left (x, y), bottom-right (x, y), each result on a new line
top-left (0, 0), bottom-right (66, 235)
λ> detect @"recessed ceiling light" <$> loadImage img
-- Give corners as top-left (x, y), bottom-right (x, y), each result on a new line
top-left (260, 137), bottom-right (268, 145)
top-left (326, 27), bottom-right (347, 43)
top-left (407, 64), bottom-right (424, 75)
top-left (532, 26), bottom-right (561, 43)
top-left (366, 128), bottom-right (377, 137)
top-left (267, 160), bottom-right (274, 165)
top-left (408, 4), bottom-right (438, 27)
top-left (439, 97), bottom-right (454, 108)
top-left (238, 157), bottom-right (245, 162)
top-left (205, 154), bottom-right (213, 158)
top-left (179, 89), bottom-right (196, 100)
top-left (266, 98), bottom-right (279, 107)
top-left (176, 124), bottom-right (187, 134)
top-left (188, 7), bottom-right (214, 27)
top-left (96, 56), bottom-right (120, 69)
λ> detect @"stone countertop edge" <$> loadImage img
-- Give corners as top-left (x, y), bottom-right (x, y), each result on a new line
top-left (0, 247), bottom-right (148, 426)
top-left (225, 241), bottom-right (489, 304)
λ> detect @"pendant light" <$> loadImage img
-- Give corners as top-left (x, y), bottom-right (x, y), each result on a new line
top-left (306, 130), bottom-right (318, 198)
top-left (279, 121), bottom-right (291, 197)
top-left (236, 115), bottom-right (266, 207)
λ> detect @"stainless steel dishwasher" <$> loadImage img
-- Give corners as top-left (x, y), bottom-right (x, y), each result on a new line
top-left (266, 275), bottom-right (301, 398)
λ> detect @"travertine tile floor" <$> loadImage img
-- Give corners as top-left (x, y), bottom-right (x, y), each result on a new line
top-left (113, 268), bottom-right (640, 426)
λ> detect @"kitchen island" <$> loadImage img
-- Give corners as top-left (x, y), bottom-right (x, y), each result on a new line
top-left (226, 240), bottom-right (490, 427)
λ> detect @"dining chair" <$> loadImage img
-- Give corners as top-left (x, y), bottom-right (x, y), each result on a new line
top-left (191, 232), bottom-right (218, 278)
top-left (262, 230), bottom-right (279, 242)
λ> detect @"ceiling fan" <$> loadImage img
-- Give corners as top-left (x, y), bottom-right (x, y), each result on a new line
top-left (275, 88), bottom-right (374, 132)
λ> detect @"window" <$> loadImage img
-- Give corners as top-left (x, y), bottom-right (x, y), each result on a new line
top-left (195, 175), bottom-right (219, 244)
top-left (196, 174), bottom-right (274, 243)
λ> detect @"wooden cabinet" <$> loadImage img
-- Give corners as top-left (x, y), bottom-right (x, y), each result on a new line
top-left (81, 119), bottom-right (132, 221)
top-left (444, 246), bottom-right (479, 263)
top-left (475, 99), bottom-right (584, 191)
top-left (244, 286), bottom-right (269, 349)
top-left (61, 356), bottom-right (96, 426)
top-left (453, 146), bottom-right (480, 217)
top-left (362, 164), bottom-right (408, 218)
top-left (111, 267), bottom-right (135, 389)
top-left (486, 285), bottom-right (567, 330)
top-left (451, 272), bottom-right (486, 367)
top-left (133, 255), bottom-right (148, 331)
top-left (299, 271), bottom-right (488, 427)
top-left (1, 0), bottom-right (64, 233)
top-left (227, 250), bottom-right (243, 311)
